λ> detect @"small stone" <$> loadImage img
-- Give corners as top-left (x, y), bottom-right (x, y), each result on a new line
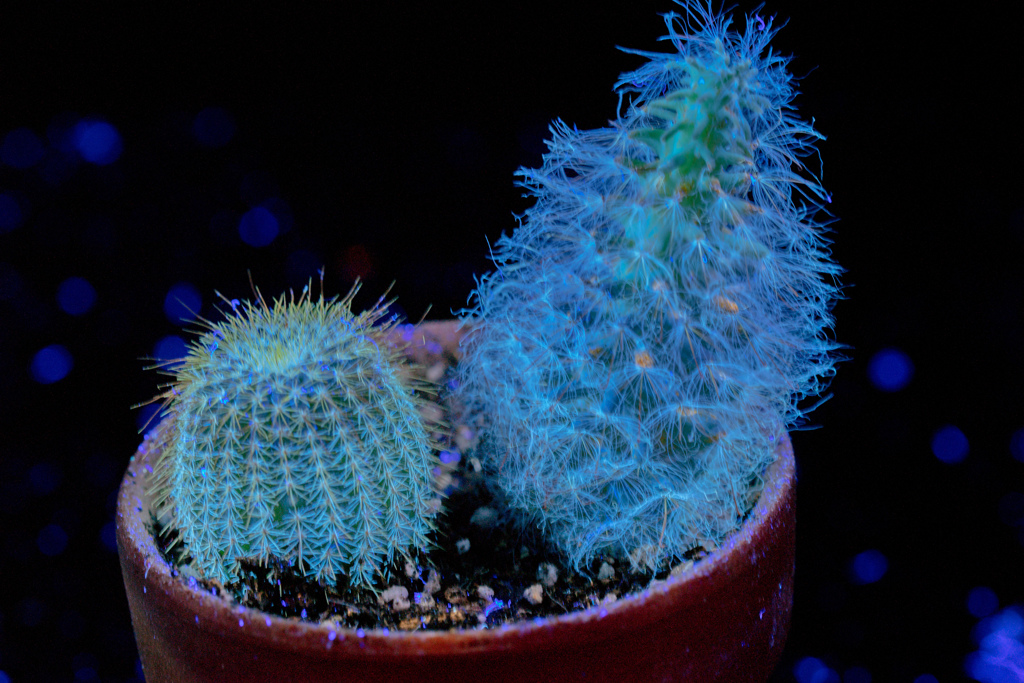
top-left (455, 425), bottom-right (477, 451)
top-left (523, 583), bottom-right (544, 605)
top-left (477, 585), bottom-right (495, 602)
top-left (629, 544), bottom-right (661, 569)
top-left (601, 592), bottom-right (618, 605)
top-left (426, 362), bottom-right (445, 382)
top-left (433, 471), bottom-right (453, 491)
top-left (468, 456), bottom-right (482, 473)
top-left (404, 560), bottom-right (417, 578)
top-left (456, 538), bottom-right (471, 554)
top-left (445, 586), bottom-right (468, 605)
top-left (470, 506), bottom-right (497, 528)
top-left (423, 569), bottom-right (441, 595)
top-left (597, 562), bottom-right (615, 582)
top-left (537, 562), bottom-right (558, 587)
top-left (670, 559), bottom-right (694, 578)
top-left (378, 585), bottom-right (409, 608)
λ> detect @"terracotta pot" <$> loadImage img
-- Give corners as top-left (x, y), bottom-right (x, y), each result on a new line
top-left (117, 320), bottom-right (795, 683)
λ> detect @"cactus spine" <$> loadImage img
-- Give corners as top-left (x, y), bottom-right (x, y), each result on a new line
top-left (457, 2), bottom-right (840, 571)
top-left (146, 283), bottom-right (439, 588)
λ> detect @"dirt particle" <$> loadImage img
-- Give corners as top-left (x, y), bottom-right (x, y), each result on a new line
top-left (379, 586), bottom-right (410, 611)
top-left (469, 506), bottom-right (497, 528)
top-left (537, 562), bottom-right (558, 587)
top-left (523, 583), bottom-right (544, 605)
top-left (670, 559), bottom-right (694, 577)
top-left (444, 586), bottom-right (469, 606)
top-left (423, 569), bottom-right (441, 595)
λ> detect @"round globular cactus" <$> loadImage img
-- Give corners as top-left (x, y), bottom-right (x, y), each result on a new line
top-left (457, 2), bottom-right (841, 572)
top-left (144, 282), bottom-right (440, 589)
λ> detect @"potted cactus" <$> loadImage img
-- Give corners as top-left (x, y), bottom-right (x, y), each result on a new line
top-left (116, 3), bottom-right (839, 681)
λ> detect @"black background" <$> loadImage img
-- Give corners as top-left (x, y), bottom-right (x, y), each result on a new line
top-left (1, 1), bottom-right (1022, 681)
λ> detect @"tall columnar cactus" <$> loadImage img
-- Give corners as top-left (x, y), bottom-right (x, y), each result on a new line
top-left (145, 283), bottom-right (439, 588)
top-left (457, 2), bottom-right (841, 571)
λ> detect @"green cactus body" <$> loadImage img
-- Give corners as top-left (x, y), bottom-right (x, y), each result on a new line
top-left (458, 3), bottom-right (840, 572)
top-left (146, 285), bottom-right (439, 588)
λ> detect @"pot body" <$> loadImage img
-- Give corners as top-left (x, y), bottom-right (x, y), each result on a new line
top-left (117, 321), bottom-right (796, 683)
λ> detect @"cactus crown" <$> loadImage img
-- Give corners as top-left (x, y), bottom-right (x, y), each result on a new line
top-left (145, 281), bottom-right (440, 588)
top-left (457, 1), bottom-right (841, 572)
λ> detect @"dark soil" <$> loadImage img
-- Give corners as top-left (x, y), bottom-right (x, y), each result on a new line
top-left (149, 351), bottom-right (722, 632)
top-left (152, 494), bottom-right (715, 632)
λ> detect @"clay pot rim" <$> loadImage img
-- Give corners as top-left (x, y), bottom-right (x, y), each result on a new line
top-left (117, 427), bottom-right (794, 650)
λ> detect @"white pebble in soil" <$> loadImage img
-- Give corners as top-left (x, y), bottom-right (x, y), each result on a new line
top-left (378, 585), bottom-right (411, 611)
top-left (469, 506), bottom-right (497, 528)
top-left (537, 562), bottom-right (558, 587)
top-left (523, 583), bottom-right (544, 605)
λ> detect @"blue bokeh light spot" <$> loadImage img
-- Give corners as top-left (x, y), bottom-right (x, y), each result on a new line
top-left (239, 206), bottom-right (279, 247)
top-left (74, 666), bottom-right (99, 682)
top-left (966, 604), bottom-right (1024, 681)
top-left (19, 596), bottom-right (45, 626)
top-left (193, 107), bottom-right (236, 148)
top-left (154, 335), bottom-right (188, 367)
top-left (932, 424), bottom-right (969, 464)
top-left (48, 113), bottom-right (80, 153)
top-left (31, 345), bottom-right (73, 384)
top-left (1, 127), bottom-right (46, 168)
top-left (28, 462), bottom-right (63, 495)
top-left (73, 120), bottom-right (123, 165)
top-left (849, 549), bottom-right (888, 585)
top-left (793, 656), bottom-right (839, 683)
top-left (164, 282), bottom-right (202, 324)
top-left (261, 197), bottom-right (293, 234)
top-left (99, 520), bottom-right (117, 553)
top-left (72, 653), bottom-right (100, 683)
top-left (37, 523), bottom-right (68, 557)
top-left (1010, 428), bottom-right (1024, 463)
top-left (57, 276), bottom-right (97, 316)
top-left (0, 192), bottom-right (24, 233)
top-left (0, 670), bottom-right (11, 683)
top-left (912, 676), bottom-right (938, 683)
top-left (969, 587), bottom-right (1000, 618)
top-left (867, 348), bottom-right (913, 392)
